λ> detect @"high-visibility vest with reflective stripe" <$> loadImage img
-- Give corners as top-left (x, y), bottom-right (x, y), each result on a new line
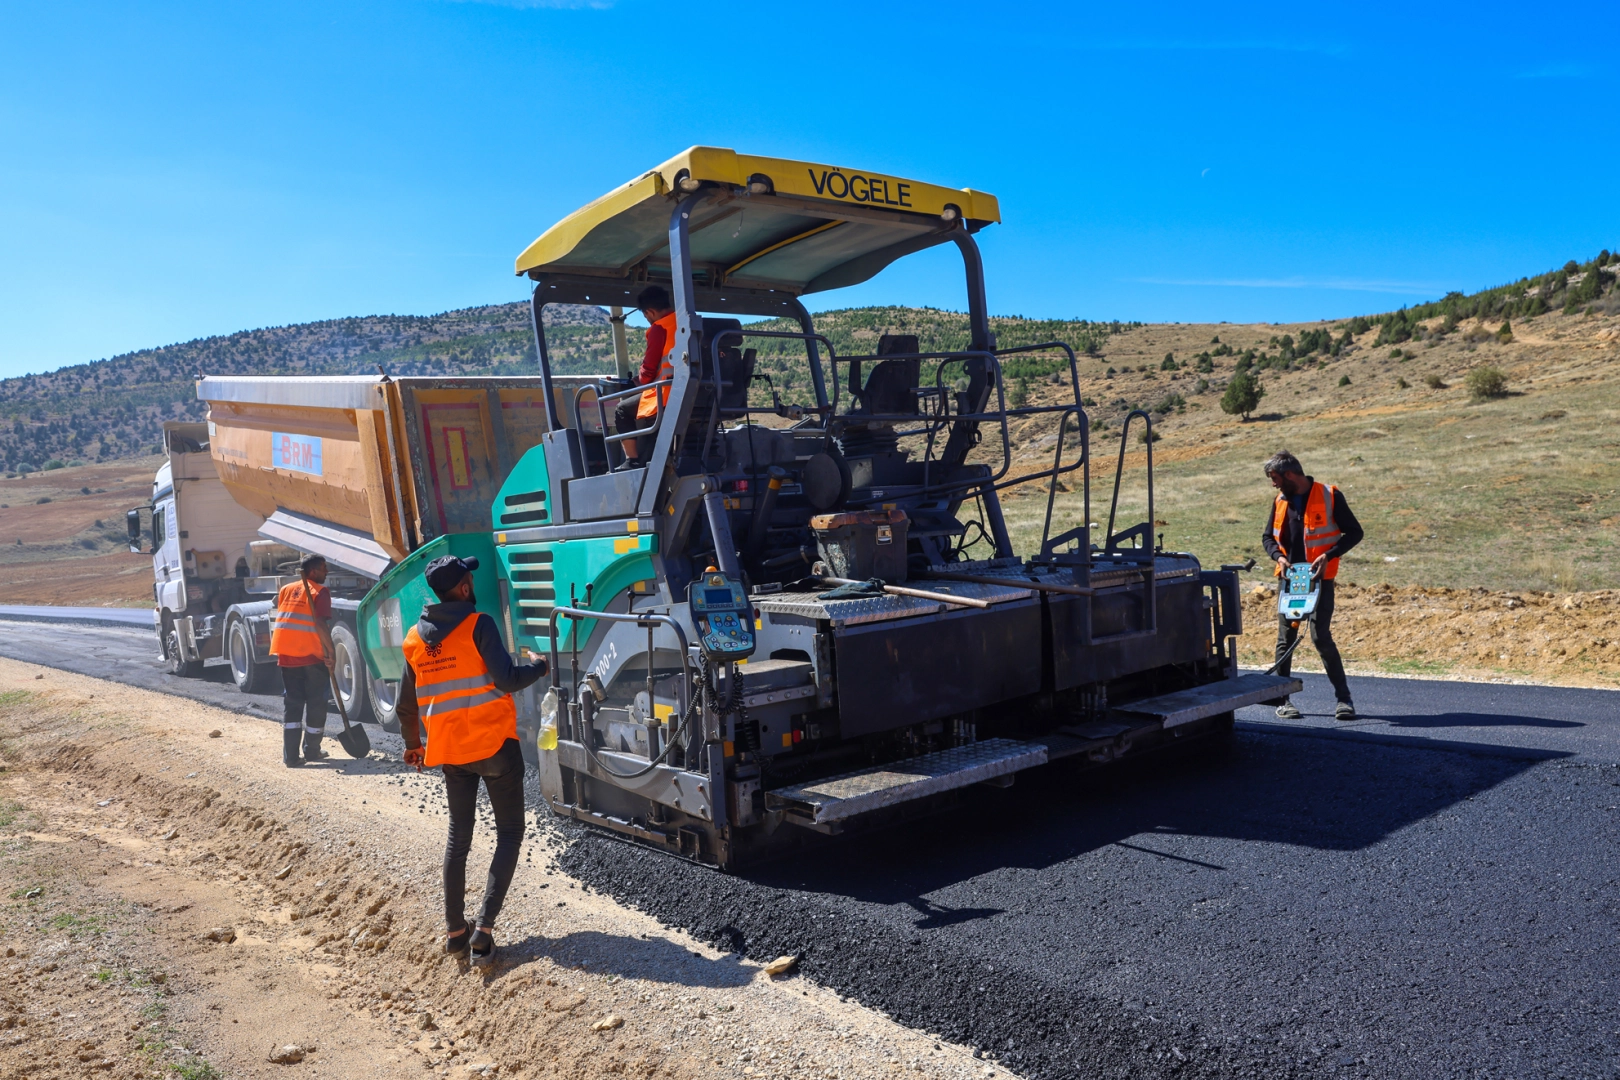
top-left (636, 311), bottom-right (680, 420)
top-left (270, 580), bottom-right (327, 661)
top-left (1272, 481), bottom-right (1343, 580)
top-left (401, 612), bottom-right (517, 768)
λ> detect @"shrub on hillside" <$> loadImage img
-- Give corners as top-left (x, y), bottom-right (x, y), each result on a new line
top-left (1466, 366), bottom-right (1509, 401)
top-left (1338, 375), bottom-right (1352, 387)
top-left (1424, 374), bottom-right (1446, 389)
top-left (1497, 319), bottom-right (1514, 342)
top-left (1220, 370), bottom-right (1264, 421)
top-left (1161, 353), bottom-right (1178, 370)
top-left (42, 460), bottom-right (65, 471)
top-left (1151, 392), bottom-right (1186, 415)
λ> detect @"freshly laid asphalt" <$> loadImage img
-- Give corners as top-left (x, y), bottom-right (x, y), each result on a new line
top-left (3, 612), bottom-right (1617, 1079)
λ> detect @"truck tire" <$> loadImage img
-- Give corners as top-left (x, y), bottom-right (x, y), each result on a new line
top-left (370, 678), bottom-right (400, 733)
top-left (163, 627), bottom-right (204, 679)
top-left (329, 623), bottom-right (369, 724)
top-left (226, 617), bottom-right (279, 695)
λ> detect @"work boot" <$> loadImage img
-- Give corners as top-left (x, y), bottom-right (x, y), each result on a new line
top-left (469, 928), bottom-right (496, 968)
top-left (1274, 702), bottom-right (1302, 720)
top-left (282, 726), bottom-right (303, 768)
top-left (302, 729), bottom-right (327, 761)
top-left (1334, 701), bottom-right (1357, 722)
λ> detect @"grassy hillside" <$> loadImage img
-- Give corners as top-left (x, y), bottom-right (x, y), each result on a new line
top-left (6, 250), bottom-right (1618, 600)
top-left (991, 253), bottom-right (1620, 600)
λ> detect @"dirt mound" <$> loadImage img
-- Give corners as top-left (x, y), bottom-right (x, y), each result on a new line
top-left (1237, 582), bottom-right (1620, 687)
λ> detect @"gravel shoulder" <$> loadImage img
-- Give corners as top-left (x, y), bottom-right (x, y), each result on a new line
top-left (0, 659), bottom-right (999, 1080)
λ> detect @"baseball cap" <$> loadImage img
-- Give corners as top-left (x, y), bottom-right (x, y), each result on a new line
top-left (425, 554), bottom-right (479, 598)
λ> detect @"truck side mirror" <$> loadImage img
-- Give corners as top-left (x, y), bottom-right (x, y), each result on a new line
top-left (127, 507), bottom-right (153, 554)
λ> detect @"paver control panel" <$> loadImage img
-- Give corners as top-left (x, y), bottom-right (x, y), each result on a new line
top-left (688, 571), bottom-right (756, 661)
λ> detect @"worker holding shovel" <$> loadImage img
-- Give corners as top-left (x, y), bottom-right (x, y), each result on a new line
top-left (270, 554), bottom-right (337, 766)
top-left (398, 555), bottom-right (546, 967)
top-left (1261, 451), bottom-right (1364, 721)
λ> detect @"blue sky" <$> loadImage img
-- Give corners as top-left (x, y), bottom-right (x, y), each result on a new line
top-left (1, 0), bottom-right (1614, 376)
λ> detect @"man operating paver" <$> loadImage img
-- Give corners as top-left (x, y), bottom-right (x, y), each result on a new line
top-left (397, 555), bottom-right (546, 966)
top-left (1261, 450), bottom-right (1364, 721)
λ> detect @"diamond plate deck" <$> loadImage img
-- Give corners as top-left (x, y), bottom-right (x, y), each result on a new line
top-left (756, 581), bottom-right (1031, 628)
top-left (766, 738), bottom-right (1048, 824)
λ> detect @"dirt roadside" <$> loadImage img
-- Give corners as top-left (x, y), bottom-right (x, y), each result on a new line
top-left (0, 661), bottom-right (1003, 1080)
top-left (1236, 582), bottom-right (1620, 688)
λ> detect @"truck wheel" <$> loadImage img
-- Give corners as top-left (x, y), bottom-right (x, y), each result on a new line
top-left (226, 618), bottom-right (278, 695)
top-left (164, 628), bottom-right (204, 679)
top-left (329, 624), bottom-right (369, 724)
top-left (370, 678), bottom-right (401, 733)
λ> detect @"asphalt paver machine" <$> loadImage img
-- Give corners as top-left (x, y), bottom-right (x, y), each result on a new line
top-left (358, 147), bottom-right (1299, 868)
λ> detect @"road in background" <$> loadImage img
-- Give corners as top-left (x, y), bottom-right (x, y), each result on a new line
top-left (0, 605), bottom-right (152, 627)
top-left (2, 614), bottom-right (1616, 1080)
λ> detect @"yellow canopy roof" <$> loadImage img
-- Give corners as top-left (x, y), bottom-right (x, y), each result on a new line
top-left (514, 147), bottom-right (1000, 296)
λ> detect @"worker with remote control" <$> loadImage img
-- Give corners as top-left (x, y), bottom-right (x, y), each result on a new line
top-left (1260, 451), bottom-right (1364, 722)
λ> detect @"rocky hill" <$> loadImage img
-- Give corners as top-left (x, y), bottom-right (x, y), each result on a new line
top-left (2, 249), bottom-right (1614, 478)
top-left (0, 303), bottom-right (604, 471)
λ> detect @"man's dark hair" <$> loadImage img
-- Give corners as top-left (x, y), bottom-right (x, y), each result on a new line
top-left (299, 553), bottom-right (327, 576)
top-left (636, 285), bottom-right (671, 312)
top-left (1263, 451), bottom-right (1304, 477)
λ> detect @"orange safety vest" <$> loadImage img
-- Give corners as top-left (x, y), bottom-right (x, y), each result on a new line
top-left (636, 311), bottom-right (680, 420)
top-left (270, 580), bottom-right (328, 661)
top-left (1272, 481), bottom-right (1343, 580)
top-left (401, 613), bottom-right (518, 768)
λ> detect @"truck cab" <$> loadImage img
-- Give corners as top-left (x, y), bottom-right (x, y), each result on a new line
top-left (126, 420), bottom-right (377, 723)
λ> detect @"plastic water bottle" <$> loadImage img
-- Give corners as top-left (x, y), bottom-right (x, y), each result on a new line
top-left (537, 688), bottom-right (560, 751)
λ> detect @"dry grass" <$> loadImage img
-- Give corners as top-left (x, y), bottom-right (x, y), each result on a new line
top-left (993, 308), bottom-right (1620, 593)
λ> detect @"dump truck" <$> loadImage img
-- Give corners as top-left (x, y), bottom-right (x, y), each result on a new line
top-left (128, 375), bottom-right (565, 728)
top-left (158, 147), bottom-right (1295, 868)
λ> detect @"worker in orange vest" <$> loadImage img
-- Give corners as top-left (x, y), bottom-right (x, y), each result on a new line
top-left (1261, 451), bottom-right (1365, 721)
top-left (611, 285), bottom-right (678, 470)
top-left (399, 555), bottom-right (546, 967)
top-left (270, 553), bottom-right (336, 767)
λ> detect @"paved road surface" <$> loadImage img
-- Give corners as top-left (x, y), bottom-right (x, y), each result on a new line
top-left (0, 604), bottom-right (152, 627)
top-left (3, 614), bottom-right (1617, 1080)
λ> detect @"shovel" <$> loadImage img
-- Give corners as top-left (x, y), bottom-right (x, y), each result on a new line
top-left (328, 667), bottom-right (372, 760)
top-left (300, 575), bottom-right (371, 759)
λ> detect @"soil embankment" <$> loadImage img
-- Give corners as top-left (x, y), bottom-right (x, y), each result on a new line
top-left (0, 662), bottom-right (996, 1080)
top-left (1237, 583), bottom-right (1620, 688)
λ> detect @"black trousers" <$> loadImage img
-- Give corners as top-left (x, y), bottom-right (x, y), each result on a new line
top-left (1274, 578), bottom-right (1353, 704)
top-left (443, 738), bottom-right (526, 931)
top-left (281, 663), bottom-right (328, 747)
top-left (613, 400), bottom-right (652, 460)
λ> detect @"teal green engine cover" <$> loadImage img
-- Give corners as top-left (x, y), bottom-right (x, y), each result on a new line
top-left (357, 532), bottom-right (501, 682)
top-left (492, 443), bottom-right (659, 656)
